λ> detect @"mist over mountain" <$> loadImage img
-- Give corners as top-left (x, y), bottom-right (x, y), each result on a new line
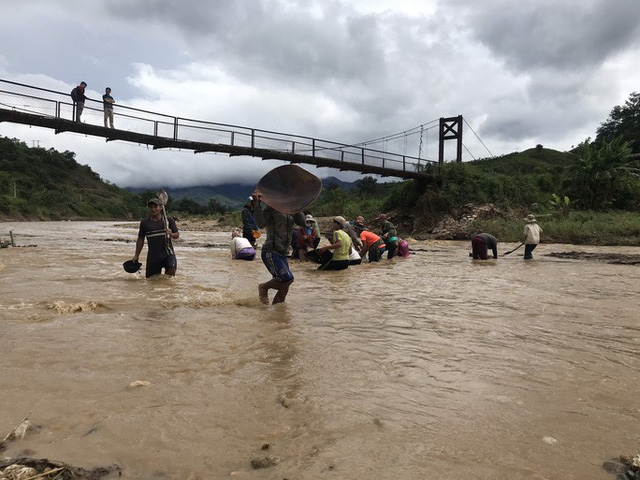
top-left (127, 176), bottom-right (359, 207)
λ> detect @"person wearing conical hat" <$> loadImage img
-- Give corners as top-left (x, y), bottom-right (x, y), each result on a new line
top-left (523, 214), bottom-right (543, 260)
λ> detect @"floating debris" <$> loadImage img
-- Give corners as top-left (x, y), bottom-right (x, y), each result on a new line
top-left (603, 453), bottom-right (640, 479)
top-left (128, 380), bottom-right (151, 388)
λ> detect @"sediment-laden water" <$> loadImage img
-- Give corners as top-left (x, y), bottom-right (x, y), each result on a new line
top-left (0, 221), bottom-right (638, 479)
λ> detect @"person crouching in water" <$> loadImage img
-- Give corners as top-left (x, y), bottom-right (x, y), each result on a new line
top-left (471, 233), bottom-right (498, 260)
top-left (377, 213), bottom-right (399, 259)
top-left (253, 190), bottom-right (306, 304)
top-left (354, 221), bottom-right (386, 262)
top-left (230, 228), bottom-right (256, 260)
top-left (316, 216), bottom-right (352, 271)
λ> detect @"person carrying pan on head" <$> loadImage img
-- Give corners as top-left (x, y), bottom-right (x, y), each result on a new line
top-left (131, 197), bottom-right (179, 278)
top-left (252, 190), bottom-right (306, 305)
top-left (470, 232), bottom-right (498, 260)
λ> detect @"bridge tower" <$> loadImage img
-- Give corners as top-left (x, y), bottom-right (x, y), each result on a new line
top-left (438, 115), bottom-right (463, 164)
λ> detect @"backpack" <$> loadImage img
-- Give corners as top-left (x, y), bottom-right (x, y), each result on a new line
top-left (70, 87), bottom-right (79, 102)
top-left (398, 238), bottom-right (410, 258)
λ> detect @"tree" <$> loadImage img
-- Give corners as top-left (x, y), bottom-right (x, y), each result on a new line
top-left (207, 197), bottom-right (227, 214)
top-left (355, 176), bottom-right (379, 196)
top-left (595, 92), bottom-right (640, 153)
top-left (568, 136), bottom-right (639, 210)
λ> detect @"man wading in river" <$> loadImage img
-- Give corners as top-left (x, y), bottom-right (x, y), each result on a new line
top-left (252, 190), bottom-right (305, 305)
top-left (132, 198), bottom-right (180, 278)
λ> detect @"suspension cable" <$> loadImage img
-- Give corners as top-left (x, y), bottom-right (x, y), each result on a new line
top-left (463, 118), bottom-right (494, 158)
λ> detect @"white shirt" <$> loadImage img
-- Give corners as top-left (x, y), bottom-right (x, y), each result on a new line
top-left (230, 236), bottom-right (253, 257)
top-left (524, 223), bottom-right (542, 244)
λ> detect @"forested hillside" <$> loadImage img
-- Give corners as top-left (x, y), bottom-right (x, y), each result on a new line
top-left (0, 137), bottom-right (144, 220)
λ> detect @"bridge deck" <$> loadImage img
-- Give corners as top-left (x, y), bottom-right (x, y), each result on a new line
top-left (0, 78), bottom-right (434, 179)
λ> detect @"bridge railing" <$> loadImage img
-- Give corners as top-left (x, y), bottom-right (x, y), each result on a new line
top-left (0, 78), bottom-right (434, 174)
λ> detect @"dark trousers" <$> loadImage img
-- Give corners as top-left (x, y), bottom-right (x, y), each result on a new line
top-left (524, 244), bottom-right (537, 259)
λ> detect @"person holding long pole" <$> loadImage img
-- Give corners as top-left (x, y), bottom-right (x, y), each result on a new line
top-left (131, 197), bottom-right (179, 278)
top-left (523, 214), bottom-right (543, 260)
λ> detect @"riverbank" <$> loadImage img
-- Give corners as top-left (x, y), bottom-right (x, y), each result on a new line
top-left (3, 207), bottom-right (640, 246)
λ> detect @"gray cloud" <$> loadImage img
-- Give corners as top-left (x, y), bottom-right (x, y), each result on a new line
top-left (457, 0), bottom-right (640, 72)
top-left (1, 0), bottom-right (639, 186)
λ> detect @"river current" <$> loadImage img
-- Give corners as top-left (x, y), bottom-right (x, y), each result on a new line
top-left (0, 221), bottom-right (638, 479)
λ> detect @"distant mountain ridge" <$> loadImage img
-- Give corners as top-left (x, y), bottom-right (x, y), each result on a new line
top-left (127, 176), bottom-right (358, 207)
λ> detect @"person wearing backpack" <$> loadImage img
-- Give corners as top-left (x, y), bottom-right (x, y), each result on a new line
top-left (378, 213), bottom-right (399, 259)
top-left (70, 81), bottom-right (87, 122)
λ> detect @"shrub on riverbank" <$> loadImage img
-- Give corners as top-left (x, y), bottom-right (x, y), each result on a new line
top-left (472, 211), bottom-right (640, 246)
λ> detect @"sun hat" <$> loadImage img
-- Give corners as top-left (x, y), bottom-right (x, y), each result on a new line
top-left (305, 214), bottom-right (315, 223)
top-left (524, 214), bottom-right (537, 223)
top-left (147, 197), bottom-right (161, 206)
top-left (333, 216), bottom-right (347, 225)
top-left (123, 260), bottom-right (142, 273)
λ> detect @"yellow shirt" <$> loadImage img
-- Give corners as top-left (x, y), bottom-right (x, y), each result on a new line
top-left (332, 229), bottom-right (351, 261)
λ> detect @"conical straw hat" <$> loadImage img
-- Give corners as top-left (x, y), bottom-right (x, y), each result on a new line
top-left (256, 165), bottom-right (322, 214)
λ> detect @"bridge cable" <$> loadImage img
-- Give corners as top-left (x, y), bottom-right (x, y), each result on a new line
top-left (463, 118), bottom-right (494, 158)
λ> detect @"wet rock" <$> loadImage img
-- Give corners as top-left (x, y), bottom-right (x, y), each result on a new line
top-left (250, 455), bottom-right (280, 469)
top-left (277, 393), bottom-right (291, 408)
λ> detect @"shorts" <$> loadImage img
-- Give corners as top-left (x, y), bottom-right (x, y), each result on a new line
top-left (235, 247), bottom-right (256, 261)
top-left (261, 250), bottom-right (294, 283)
top-left (146, 254), bottom-right (177, 278)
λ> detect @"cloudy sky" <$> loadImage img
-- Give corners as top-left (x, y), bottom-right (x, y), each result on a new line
top-left (1, 0), bottom-right (639, 188)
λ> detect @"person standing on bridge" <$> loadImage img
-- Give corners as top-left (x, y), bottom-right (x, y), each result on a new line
top-left (102, 87), bottom-right (115, 128)
top-left (70, 81), bottom-right (87, 122)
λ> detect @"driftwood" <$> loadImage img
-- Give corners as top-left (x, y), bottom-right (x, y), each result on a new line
top-left (0, 458), bottom-right (120, 480)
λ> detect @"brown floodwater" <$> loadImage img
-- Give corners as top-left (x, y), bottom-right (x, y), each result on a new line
top-left (0, 221), bottom-right (638, 479)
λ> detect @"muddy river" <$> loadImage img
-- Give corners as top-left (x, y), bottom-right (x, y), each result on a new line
top-left (0, 221), bottom-right (638, 479)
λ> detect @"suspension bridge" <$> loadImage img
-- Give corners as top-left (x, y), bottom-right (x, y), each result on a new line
top-left (0, 79), bottom-right (491, 179)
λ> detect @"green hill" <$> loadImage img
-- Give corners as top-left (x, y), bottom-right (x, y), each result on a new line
top-left (0, 136), bottom-right (144, 220)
